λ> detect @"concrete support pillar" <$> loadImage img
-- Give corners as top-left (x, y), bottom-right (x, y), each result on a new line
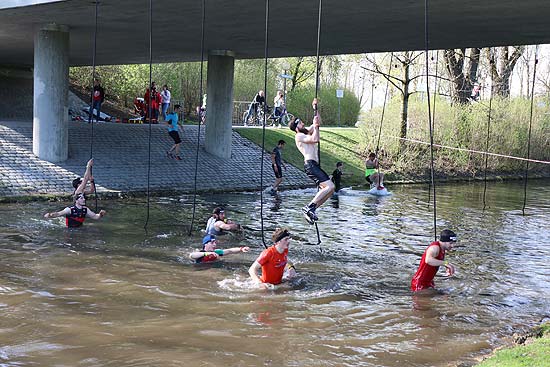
top-left (205, 50), bottom-right (235, 159)
top-left (33, 24), bottom-right (69, 162)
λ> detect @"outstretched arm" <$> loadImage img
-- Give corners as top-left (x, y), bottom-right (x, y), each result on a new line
top-left (223, 246), bottom-right (250, 255)
top-left (44, 207), bottom-right (71, 219)
top-left (216, 221), bottom-right (241, 232)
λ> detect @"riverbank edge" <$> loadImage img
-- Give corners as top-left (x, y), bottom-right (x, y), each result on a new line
top-left (465, 321), bottom-right (550, 367)
top-left (1, 173), bottom-right (548, 204)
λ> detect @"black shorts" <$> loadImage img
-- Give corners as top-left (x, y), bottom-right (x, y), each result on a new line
top-left (169, 130), bottom-right (182, 144)
top-left (272, 164), bottom-right (283, 178)
top-left (304, 160), bottom-right (330, 187)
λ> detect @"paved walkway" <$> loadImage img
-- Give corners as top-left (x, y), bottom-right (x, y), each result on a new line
top-left (0, 120), bottom-right (311, 199)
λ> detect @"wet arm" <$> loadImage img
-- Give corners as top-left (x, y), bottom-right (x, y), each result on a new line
top-left (44, 207), bottom-right (70, 219)
top-left (223, 246), bottom-right (250, 255)
top-left (86, 209), bottom-right (106, 220)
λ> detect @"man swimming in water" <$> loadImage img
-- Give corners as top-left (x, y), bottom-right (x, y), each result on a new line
top-left (289, 98), bottom-right (335, 224)
top-left (189, 234), bottom-right (250, 263)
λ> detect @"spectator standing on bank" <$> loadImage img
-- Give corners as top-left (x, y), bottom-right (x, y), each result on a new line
top-left (88, 79), bottom-right (105, 123)
top-left (161, 84), bottom-right (171, 120)
top-left (144, 81), bottom-right (161, 123)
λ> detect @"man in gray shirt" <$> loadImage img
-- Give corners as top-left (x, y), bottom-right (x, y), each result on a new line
top-left (270, 140), bottom-right (286, 194)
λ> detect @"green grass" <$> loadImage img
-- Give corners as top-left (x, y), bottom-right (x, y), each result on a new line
top-left (475, 324), bottom-right (550, 367)
top-left (234, 127), bottom-right (367, 187)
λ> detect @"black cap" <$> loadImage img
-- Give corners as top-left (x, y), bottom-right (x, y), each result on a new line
top-left (439, 229), bottom-right (457, 242)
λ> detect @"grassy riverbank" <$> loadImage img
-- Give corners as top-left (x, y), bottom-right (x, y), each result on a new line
top-left (234, 125), bottom-right (549, 187)
top-left (235, 127), bottom-right (368, 187)
top-left (474, 323), bottom-right (550, 367)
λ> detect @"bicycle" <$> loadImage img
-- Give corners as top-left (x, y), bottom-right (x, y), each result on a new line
top-left (242, 104), bottom-right (268, 126)
top-left (268, 107), bottom-right (294, 128)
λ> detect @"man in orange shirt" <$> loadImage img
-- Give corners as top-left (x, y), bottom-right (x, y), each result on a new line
top-left (249, 228), bottom-right (296, 288)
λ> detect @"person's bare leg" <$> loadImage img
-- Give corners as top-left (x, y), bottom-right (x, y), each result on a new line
top-left (311, 180), bottom-right (335, 208)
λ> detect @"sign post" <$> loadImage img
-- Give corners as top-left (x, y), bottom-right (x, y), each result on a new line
top-left (336, 89), bottom-right (344, 127)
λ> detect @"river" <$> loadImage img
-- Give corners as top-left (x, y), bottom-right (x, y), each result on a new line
top-left (1, 180), bottom-right (549, 366)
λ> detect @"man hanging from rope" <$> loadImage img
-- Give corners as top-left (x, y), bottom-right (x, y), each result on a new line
top-left (289, 98), bottom-right (334, 224)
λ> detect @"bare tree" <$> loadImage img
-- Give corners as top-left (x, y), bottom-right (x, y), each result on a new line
top-left (444, 48), bottom-right (481, 104)
top-left (361, 51), bottom-right (427, 140)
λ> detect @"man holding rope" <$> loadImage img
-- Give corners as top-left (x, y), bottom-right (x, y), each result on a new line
top-left (289, 98), bottom-right (334, 224)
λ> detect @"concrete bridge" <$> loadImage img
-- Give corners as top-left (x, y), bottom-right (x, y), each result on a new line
top-left (1, 0), bottom-right (549, 164)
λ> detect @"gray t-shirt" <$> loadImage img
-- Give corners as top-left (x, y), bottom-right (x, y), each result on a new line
top-left (272, 146), bottom-right (282, 166)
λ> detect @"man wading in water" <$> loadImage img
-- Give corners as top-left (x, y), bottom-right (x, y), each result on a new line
top-left (289, 98), bottom-right (334, 224)
top-left (411, 229), bottom-right (457, 292)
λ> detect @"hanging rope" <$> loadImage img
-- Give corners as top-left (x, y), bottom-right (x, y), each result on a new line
top-left (373, 52), bottom-right (394, 188)
top-left (424, 0), bottom-right (437, 241)
top-left (375, 53), bottom-right (393, 154)
top-left (88, 0), bottom-right (99, 212)
top-left (144, 0), bottom-right (153, 230)
top-left (258, 0), bottom-right (270, 249)
top-left (313, 0), bottom-right (323, 246)
top-left (482, 58), bottom-right (495, 211)
top-left (427, 50), bottom-right (439, 207)
top-left (188, 0), bottom-right (207, 236)
top-left (522, 45), bottom-right (539, 216)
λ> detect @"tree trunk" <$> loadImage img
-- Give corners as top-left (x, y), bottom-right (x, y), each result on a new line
top-left (444, 48), bottom-right (481, 104)
top-left (400, 62), bottom-right (410, 140)
top-left (490, 46), bottom-right (524, 98)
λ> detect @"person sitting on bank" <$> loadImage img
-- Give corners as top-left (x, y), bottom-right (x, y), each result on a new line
top-left (189, 234), bottom-right (250, 264)
top-left (43, 192), bottom-right (106, 228)
top-left (72, 158), bottom-right (96, 196)
top-left (248, 228), bottom-right (296, 289)
top-left (410, 229), bottom-right (457, 292)
top-left (205, 207), bottom-right (241, 236)
top-left (365, 152), bottom-right (385, 190)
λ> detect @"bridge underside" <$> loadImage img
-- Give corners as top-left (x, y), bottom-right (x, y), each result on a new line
top-left (1, 0), bottom-right (549, 67)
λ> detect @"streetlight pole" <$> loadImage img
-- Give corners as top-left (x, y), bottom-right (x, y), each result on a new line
top-left (281, 61), bottom-right (291, 107)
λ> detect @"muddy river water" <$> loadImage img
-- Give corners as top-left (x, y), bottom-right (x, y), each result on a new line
top-left (0, 180), bottom-right (549, 366)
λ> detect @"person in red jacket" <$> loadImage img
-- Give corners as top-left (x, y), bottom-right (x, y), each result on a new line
top-left (249, 228), bottom-right (296, 288)
top-left (411, 229), bottom-right (457, 292)
top-left (144, 81), bottom-right (161, 123)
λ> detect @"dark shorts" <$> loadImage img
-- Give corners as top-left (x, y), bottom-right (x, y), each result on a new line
top-left (272, 164), bottom-right (283, 179)
top-left (304, 160), bottom-right (330, 187)
top-left (169, 130), bottom-right (182, 144)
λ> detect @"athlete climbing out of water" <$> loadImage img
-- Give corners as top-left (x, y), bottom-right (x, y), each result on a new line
top-left (289, 98), bottom-right (335, 224)
top-left (205, 207), bottom-right (242, 236)
top-left (410, 229), bottom-right (457, 292)
top-left (365, 152), bottom-right (385, 190)
top-left (43, 192), bottom-right (106, 228)
top-left (249, 228), bottom-right (296, 289)
top-left (72, 158), bottom-right (96, 195)
top-left (189, 234), bottom-right (250, 263)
